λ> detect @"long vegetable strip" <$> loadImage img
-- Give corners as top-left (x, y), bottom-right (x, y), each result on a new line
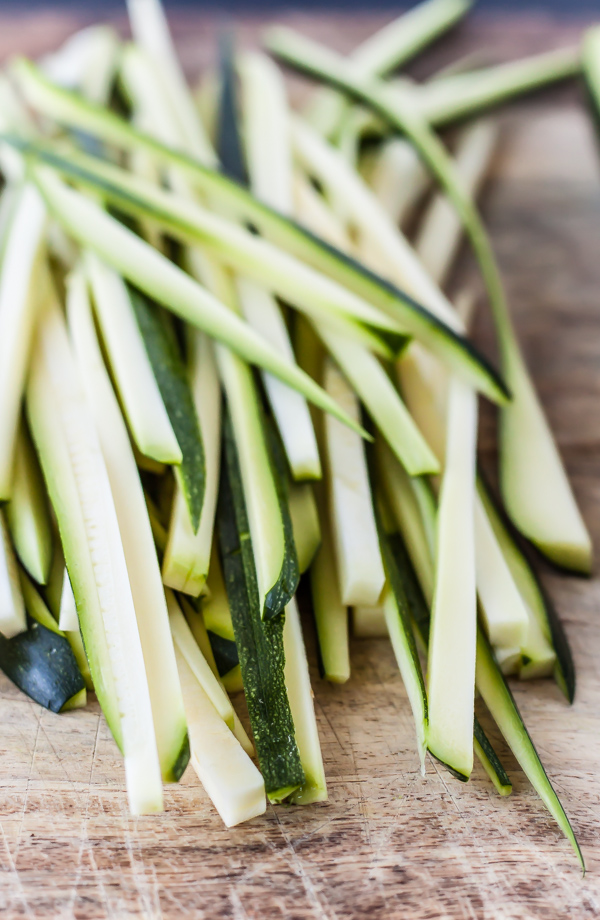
top-left (166, 590), bottom-right (234, 730)
top-left (174, 645), bottom-right (266, 827)
top-left (476, 631), bottom-right (584, 872)
top-left (323, 358), bottom-right (386, 607)
top-left (0, 510), bottom-right (27, 639)
top-left (10, 65), bottom-right (509, 404)
top-left (426, 378), bottom-right (478, 780)
top-left (67, 266), bottom-right (188, 783)
top-left (218, 411), bottom-right (305, 802)
top-left (284, 598), bottom-right (328, 804)
top-left (29, 291), bottom-right (163, 814)
top-left (0, 183), bottom-right (46, 500)
top-left (29, 164), bottom-right (369, 439)
top-left (305, 0), bottom-right (472, 137)
top-left (41, 25), bottom-right (121, 106)
top-left (6, 424), bottom-right (53, 585)
top-left (365, 138), bottom-right (430, 228)
top-left (416, 46), bottom-right (581, 127)
top-left (86, 252), bottom-right (182, 465)
top-left (58, 572), bottom-right (78, 633)
top-left (288, 481), bottom-right (321, 573)
top-left (163, 331), bottom-right (221, 596)
top-left (415, 120), bottom-right (498, 288)
top-left (267, 28), bottom-right (592, 575)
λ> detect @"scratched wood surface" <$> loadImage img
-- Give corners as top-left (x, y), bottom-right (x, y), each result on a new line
top-left (1, 10), bottom-right (600, 919)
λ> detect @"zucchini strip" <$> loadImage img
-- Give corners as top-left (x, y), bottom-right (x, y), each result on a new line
top-left (128, 288), bottom-right (205, 532)
top-left (476, 630), bottom-right (584, 871)
top-left (8, 65), bottom-right (508, 403)
top-left (284, 598), bottom-right (328, 805)
top-left (174, 644), bottom-right (266, 827)
top-left (426, 378), bottom-right (478, 780)
top-left (288, 481), bottom-right (321, 574)
top-left (29, 164), bottom-right (368, 439)
top-left (41, 25), bottom-right (121, 106)
top-left (0, 183), bottom-right (46, 500)
top-left (473, 719), bottom-right (512, 797)
top-left (167, 589), bottom-right (235, 730)
top-left (267, 29), bottom-right (592, 574)
top-left (415, 120), bottom-right (498, 288)
top-left (58, 571), bottom-right (79, 633)
top-left (201, 545), bottom-right (235, 641)
top-left (366, 137), bottom-right (430, 228)
top-left (29, 293), bottom-right (163, 813)
top-left (0, 580), bottom-right (86, 713)
top-left (323, 358), bottom-right (385, 607)
top-left (163, 332), bottom-right (221, 596)
top-left (68, 266), bottom-right (189, 781)
top-left (305, 0), bottom-right (472, 137)
top-left (218, 410), bottom-right (305, 802)
top-left (0, 510), bottom-right (27, 638)
top-left (5, 424), bottom-right (53, 585)
top-left (352, 605), bottom-right (388, 638)
top-left (416, 46), bottom-right (581, 127)
top-left (86, 252), bottom-right (182, 465)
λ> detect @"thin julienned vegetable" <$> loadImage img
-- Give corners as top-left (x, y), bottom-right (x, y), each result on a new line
top-left (0, 509), bottom-right (27, 639)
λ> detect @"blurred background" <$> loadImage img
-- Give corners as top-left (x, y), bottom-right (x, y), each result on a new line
top-left (1, 0), bottom-right (597, 11)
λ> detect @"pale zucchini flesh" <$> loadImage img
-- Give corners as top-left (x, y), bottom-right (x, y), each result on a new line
top-left (0, 510), bottom-right (27, 639)
top-left (288, 481), bottom-right (321, 574)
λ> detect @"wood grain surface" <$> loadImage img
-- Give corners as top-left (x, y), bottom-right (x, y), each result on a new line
top-left (1, 11), bottom-right (600, 920)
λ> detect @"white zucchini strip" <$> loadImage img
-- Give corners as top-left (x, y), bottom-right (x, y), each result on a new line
top-left (415, 120), bottom-right (498, 289)
top-left (167, 590), bottom-right (235, 730)
top-left (416, 45), bottom-right (580, 127)
top-left (163, 331), bottom-right (221, 596)
top-left (304, 0), bottom-right (472, 136)
top-left (236, 278), bottom-right (322, 480)
top-left (67, 266), bottom-right (187, 784)
top-left (310, 488), bottom-right (350, 683)
top-left (65, 622), bottom-right (93, 691)
top-left (284, 598), bottom-right (328, 804)
top-left (292, 172), bottom-right (349, 250)
top-left (366, 138), bottom-right (430, 227)
top-left (174, 645), bottom-right (266, 827)
top-left (5, 424), bottom-right (53, 585)
top-left (29, 295), bottom-right (163, 814)
top-left (0, 183), bottom-right (47, 500)
top-left (58, 571), bottom-right (79, 633)
top-left (201, 545), bottom-right (233, 640)
top-left (86, 252), bottom-right (182, 465)
top-left (127, 0), bottom-right (217, 165)
top-left (288, 482), bottom-right (321, 574)
top-left (317, 325), bottom-right (439, 476)
top-left (427, 378), bottom-right (478, 780)
top-left (474, 495), bottom-right (528, 651)
top-left (292, 117), bottom-right (461, 332)
top-left (323, 358), bottom-right (385, 607)
top-left (41, 25), bottom-right (121, 105)
top-left (0, 510), bottom-right (27, 639)
top-left (353, 605), bottom-right (388, 638)
top-left (31, 166), bottom-right (368, 439)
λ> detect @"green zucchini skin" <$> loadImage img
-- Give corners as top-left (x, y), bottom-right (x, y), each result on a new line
top-left (216, 32), bottom-right (248, 187)
top-left (218, 410), bottom-right (304, 801)
top-left (262, 415), bottom-right (300, 620)
top-left (208, 630), bottom-right (239, 678)
top-left (129, 288), bottom-right (205, 532)
top-left (0, 615), bottom-right (85, 713)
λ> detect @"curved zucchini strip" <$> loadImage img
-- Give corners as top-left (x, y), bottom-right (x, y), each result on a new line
top-left (68, 265), bottom-right (189, 782)
top-left (305, 0), bottom-right (472, 137)
top-left (6, 424), bottom-right (53, 586)
top-left (267, 28), bottom-right (592, 574)
top-left (416, 46), bottom-right (580, 128)
top-left (28, 164), bottom-right (368, 441)
top-left (86, 253), bottom-right (182, 466)
top-left (29, 293), bottom-right (164, 814)
top-left (8, 62), bottom-right (508, 404)
top-left (218, 411), bottom-right (305, 802)
top-left (476, 630), bottom-right (584, 871)
top-left (163, 332), bottom-right (221, 597)
top-left (129, 289), bottom-right (205, 532)
top-left (0, 182), bottom-right (46, 500)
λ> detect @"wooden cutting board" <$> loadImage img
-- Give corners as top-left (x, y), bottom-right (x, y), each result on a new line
top-left (1, 11), bottom-right (600, 919)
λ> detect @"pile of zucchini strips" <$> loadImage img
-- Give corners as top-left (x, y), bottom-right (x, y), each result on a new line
top-left (0, 0), bottom-right (597, 868)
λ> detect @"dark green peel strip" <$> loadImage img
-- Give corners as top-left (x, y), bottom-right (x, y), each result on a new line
top-left (129, 288), bottom-right (205, 532)
top-left (218, 409), bottom-right (304, 800)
